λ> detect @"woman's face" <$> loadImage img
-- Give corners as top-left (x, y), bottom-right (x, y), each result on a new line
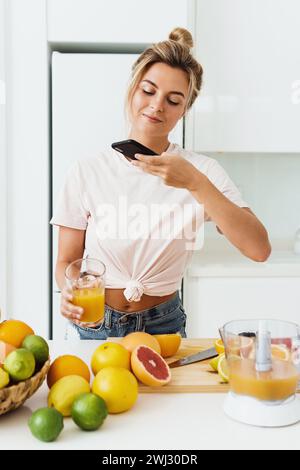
top-left (129, 62), bottom-right (189, 138)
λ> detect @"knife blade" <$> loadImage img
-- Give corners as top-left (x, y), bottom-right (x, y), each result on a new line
top-left (168, 347), bottom-right (218, 368)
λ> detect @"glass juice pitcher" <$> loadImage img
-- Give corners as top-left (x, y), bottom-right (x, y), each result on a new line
top-left (220, 319), bottom-right (300, 427)
top-left (65, 257), bottom-right (106, 326)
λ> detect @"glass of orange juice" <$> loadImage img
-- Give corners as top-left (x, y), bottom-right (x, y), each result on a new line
top-left (65, 258), bottom-right (106, 326)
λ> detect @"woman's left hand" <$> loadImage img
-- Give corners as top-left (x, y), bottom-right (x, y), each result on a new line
top-left (132, 152), bottom-right (204, 191)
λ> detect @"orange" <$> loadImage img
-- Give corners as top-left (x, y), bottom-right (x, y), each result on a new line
top-left (0, 320), bottom-right (34, 348)
top-left (131, 345), bottom-right (171, 387)
top-left (153, 333), bottom-right (181, 358)
top-left (90, 342), bottom-right (131, 375)
top-left (47, 355), bottom-right (90, 389)
top-left (271, 344), bottom-right (289, 361)
top-left (92, 367), bottom-right (138, 414)
top-left (214, 339), bottom-right (225, 355)
top-left (120, 332), bottom-right (161, 354)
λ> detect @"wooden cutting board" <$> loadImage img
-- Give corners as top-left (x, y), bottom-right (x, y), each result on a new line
top-left (110, 337), bottom-right (229, 393)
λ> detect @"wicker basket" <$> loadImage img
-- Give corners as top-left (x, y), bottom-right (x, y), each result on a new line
top-left (0, 359), bottom-right (50, 416)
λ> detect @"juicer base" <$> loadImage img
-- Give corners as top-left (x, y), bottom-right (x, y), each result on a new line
top-left (224, 392), bottom-right (300, 427)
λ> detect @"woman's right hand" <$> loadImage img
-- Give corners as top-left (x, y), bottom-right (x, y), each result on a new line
top-left (60, 286), bottom-right (84, 325)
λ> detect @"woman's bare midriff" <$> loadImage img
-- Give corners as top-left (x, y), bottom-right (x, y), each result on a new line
top-left (105, 288), bottom-right (177, 313)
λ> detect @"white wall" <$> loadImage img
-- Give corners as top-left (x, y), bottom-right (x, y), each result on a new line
top-left (0, 0), bottom-right (7, 319)
top-left (4, 0), bottom-right (49, 335)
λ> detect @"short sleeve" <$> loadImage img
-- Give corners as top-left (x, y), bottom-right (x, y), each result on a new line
top-left (205, 160), bottom-right (249, 222)
top-left (50, 161), bottom-right (89, 230)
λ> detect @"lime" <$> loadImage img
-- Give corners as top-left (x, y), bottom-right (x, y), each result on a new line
top-left (217, 353), bottom-right (229, 383)
top-left (0, 368), bottom-right (10, 389)
top-left (28, 407), bottom-right (64, 442)
top-left (4, 348), bottom-right (35, 381)
top-left (22, 335), bottom-right (49, 366)
top-left (71, 392), bottom-right (108, 431)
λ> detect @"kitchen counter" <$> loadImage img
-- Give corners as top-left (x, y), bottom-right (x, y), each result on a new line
top-left (1, 340), bottom-right (300, 451)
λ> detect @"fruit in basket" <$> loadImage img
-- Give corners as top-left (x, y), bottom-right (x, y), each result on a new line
top-left (120, 332), bottom-right (161, 354)
top-left (28, 407), bottom-right (64, 442)
top-left (0, 367), bottom-right (10, 389)
top-left (71, 392), bottom-right (108, 431)
top-left (3, 348), bottom-right (35, 381)
top-left (47, 354), bottom-right (90, 388)
top-left (153, 333), bottom-right (181, 357)
top-left (22, 335), bottom-right (49, 367)
top-left (48, 374), bottom-right (90, 416)
top-left (0, 319), bottom-right (34, 348)
top-left (92, 367), bottom-right (138, 414)
top-left (0, 340), bottom-right (16, 365)
top-left (131, 345), bottom-right (171, 387)
top-left (91, 342), bottom-right (130, 375)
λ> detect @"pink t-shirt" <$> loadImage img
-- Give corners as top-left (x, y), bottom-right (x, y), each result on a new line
top-left (50, 143), bottom-right (248, 302)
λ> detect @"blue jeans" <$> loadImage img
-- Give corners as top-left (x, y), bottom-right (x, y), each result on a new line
top-left (68, 291), bottom-right (187, 340)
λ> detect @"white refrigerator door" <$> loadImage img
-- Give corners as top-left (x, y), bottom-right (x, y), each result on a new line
top-left (51, 52), bottom-right (183, 340)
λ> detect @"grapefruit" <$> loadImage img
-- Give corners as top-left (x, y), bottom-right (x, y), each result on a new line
top-left (0, 340), bottom-right (16, 366)
top-left (120, 332), bottom-right (161, 354)
top-left (153, 333), bottom-right (181, 358)
top-left (91, 342), bottom-right (130, 375)
top-left (131, 345), bottom-right (171, 387)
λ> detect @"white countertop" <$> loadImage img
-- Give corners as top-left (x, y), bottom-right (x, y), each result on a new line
top-left (1, 340), bottom-right (300, 450)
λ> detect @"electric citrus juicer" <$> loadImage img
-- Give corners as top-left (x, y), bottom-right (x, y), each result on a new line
top-left (219, 319), bottom-right (300, 427)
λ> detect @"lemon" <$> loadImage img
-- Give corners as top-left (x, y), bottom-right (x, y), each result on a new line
top-left (4, 348), bottom-right (35, 381)
top-left (0, 368), bottom-right (10, 389)
top-left (209, 355), bottom-right (220, 372)
top-left (28, 407), bottom-right (64, 442)
top-left (48, 375), bottom-right (90, 416)
top-left (71, 392), bottom-right (108, 431)
top-left (22, 335), bottom-right (49, 366)
top-left (217, 353), bottom-right (229, 383)
top-left (214, 339), bottom-right (225, 355)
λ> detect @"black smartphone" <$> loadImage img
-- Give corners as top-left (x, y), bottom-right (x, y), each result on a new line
top-left (111, 139), bottom-right (156, 160)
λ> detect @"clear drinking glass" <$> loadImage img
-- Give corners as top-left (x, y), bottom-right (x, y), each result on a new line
top-left (65, 258), bottom-right (106, 326)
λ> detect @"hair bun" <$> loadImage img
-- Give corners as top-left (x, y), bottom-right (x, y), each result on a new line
top-left (169, 27), bottom-right (194, 50)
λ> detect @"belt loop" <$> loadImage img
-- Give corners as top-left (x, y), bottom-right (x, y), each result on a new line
top-left (136, 313), bottom-right (143, 332)
top-left (105, 308), bottom-right (112, 329)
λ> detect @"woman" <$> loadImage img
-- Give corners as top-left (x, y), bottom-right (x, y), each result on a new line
top-left (50, 27), bottom-right (271, 340)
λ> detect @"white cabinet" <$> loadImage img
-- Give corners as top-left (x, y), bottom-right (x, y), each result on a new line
top-left (190, 0), bottom-right (300, 152)
top-left (47, 0), bottom-right (188, 44)
top-left (183, 276), bottom-right (300, 338)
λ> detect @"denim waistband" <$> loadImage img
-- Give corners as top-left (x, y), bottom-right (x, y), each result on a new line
top-left (103, 291), bottom-right (181, 329)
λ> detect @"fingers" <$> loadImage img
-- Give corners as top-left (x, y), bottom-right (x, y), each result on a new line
top-left (61, 288), bottom-right (84, 321)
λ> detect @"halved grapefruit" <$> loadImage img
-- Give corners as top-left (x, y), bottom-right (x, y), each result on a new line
top-left (131, 345), bottom-right (171, 387)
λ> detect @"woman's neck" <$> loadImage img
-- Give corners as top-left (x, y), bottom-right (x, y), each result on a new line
top-left (128, 131), bottom-right (170, 155)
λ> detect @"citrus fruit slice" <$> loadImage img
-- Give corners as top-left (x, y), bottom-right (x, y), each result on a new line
top-left (48, 375), bottom-right (90, 417)
top-left (153, 333), bottom-right (181, 358)
top-left (47, 355), bottom-right (90, 389)
top-left (71, 392), bottom-right (108, 430)
top-left (92, 367), bottom-right (138, 414)
top-left (0, 320), bottom-right (34, 348)
top-left (131, 345), bottom-right (171, 387)
top-left (28, 407), bottom-right (64, 442)
top-left (120, 332), bottom-right (161, 354)
top-left (271, 344), bottom-right (289, 361)
top-left (217, 353), bottom-right (229, 383)
top-left (4, 348), bottom-right (35, 381)
top-left (91, 342), bottom-right (130, 375)
top-left (214, 339), bottom-right (225, 355)
top-left (22, 335), bottom-right (49, 366)
top-left (209, 355), bottom-right (220, 372)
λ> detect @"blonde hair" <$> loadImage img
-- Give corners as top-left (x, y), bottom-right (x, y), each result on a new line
top-left (125, 27), bottom-right (203, 121)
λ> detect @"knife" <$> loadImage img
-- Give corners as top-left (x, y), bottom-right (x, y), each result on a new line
top-left (168, 347), bottom-right (218, 368)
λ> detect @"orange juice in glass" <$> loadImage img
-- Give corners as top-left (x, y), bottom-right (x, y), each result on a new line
top-left (65, 258), bottom-right (106, 326)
